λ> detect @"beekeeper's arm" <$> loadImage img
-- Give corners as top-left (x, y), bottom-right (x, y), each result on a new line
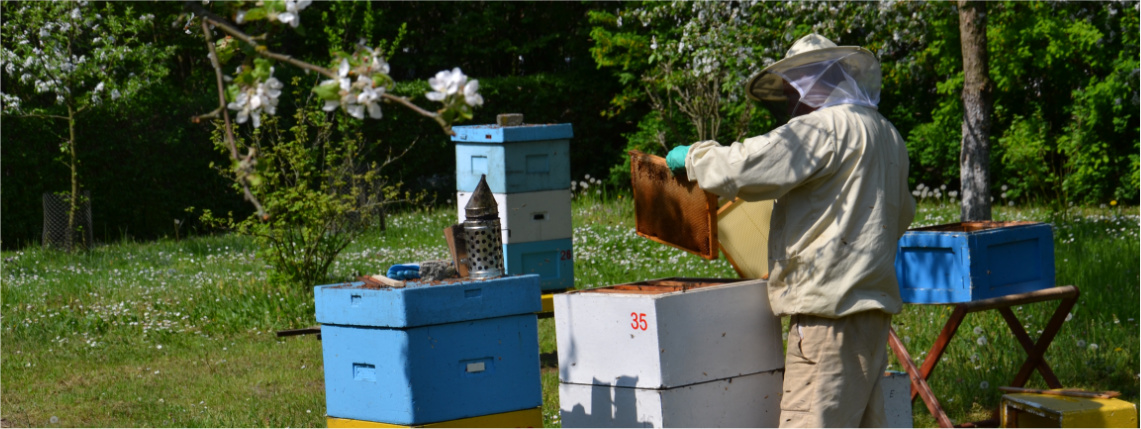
top-left (684, 117), bottom-right (834, 202)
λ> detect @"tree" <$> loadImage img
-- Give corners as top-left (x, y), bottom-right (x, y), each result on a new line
top-left (588, 1), bottom-right (930, 185)
top-left (1, 1), bottom-right (174, 250)
top-left (958, 0), bottom-right (993, 221)
top-left (181, 1), bottom-right (485, 285)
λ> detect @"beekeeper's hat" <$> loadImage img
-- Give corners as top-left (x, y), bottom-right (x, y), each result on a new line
top-left (746, 34), bottom-right (881, 108)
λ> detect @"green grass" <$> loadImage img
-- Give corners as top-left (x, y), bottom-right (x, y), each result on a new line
top-left (3, 192), bottom-right (1138, 427)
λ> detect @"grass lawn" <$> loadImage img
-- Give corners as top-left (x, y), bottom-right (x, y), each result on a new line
top-left (2, 192), bottom-right (1138, 427)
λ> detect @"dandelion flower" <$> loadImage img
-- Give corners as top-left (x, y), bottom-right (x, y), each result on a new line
top-left (976, 336), bottom-right (987, 346)
top-left (1089, 343), bottom-right (1099, 351)
top-left (973, 326), bottom-right (983, 335)
top-left (1077, 340), bottom-right (1087, 348)
top-left (50, 416), bottom-right (59, 424)
top-left (979, 381), bottom-right (990, 389)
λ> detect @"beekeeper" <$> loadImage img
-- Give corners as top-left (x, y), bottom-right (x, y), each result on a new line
top-left (666, 34), bottom-right (916, 428)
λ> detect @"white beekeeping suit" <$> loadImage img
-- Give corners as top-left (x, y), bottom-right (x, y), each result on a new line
top-left (682, 34), bottom-right (916, 428)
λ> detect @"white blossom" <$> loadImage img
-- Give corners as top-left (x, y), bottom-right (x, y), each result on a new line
top-left (274, 0), bottom-right (312, 28)
top-left (228, 76), bottom-right (282, 128)
top-left (354, 76), bottom-right (384, 119)
top-left (463, 79), bottom-right (483, 106)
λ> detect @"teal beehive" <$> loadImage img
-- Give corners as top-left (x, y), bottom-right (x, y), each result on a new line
top-left (895, 221), bottom-right (1055, 304)
top-left (452, 123), bottom-right (572, 194)
top-left (315, 275), bottom-right (542, 425)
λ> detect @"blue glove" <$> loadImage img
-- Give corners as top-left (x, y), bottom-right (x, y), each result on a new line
top-left (386, 264), bottom-right (421, 280)
top-left (666, 145), bottom-right (691, 175)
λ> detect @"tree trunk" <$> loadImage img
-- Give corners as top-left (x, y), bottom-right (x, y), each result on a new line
top-left (959, 0), bottom-right (993, 221)
top-left (67, 103), bottom-right (81, 251)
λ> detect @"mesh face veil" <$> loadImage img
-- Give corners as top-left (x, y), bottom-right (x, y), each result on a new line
top-left (745, 34), bottom-right (883, 117)
top-left (775, 52), bottom-right (882, 112)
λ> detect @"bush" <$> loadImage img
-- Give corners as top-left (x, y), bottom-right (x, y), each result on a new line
top-left (202, 83), bottom-right (419, 288)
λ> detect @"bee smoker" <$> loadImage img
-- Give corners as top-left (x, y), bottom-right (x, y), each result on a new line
top-left (463, 175), bottom-right (504, 279)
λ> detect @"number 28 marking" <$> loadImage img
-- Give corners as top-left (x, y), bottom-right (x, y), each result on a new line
top-left (630, 312), bottom-right (648, 331)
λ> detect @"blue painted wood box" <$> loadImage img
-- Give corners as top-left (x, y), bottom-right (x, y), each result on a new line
top-left (315, 275), bottom-right (542, 425)
top-left (452, 124), bottom-right (573, 194)
top-left (895, 221), bottom-right (1055, 304)
top-left (504, 238), bottom-right (574, 292)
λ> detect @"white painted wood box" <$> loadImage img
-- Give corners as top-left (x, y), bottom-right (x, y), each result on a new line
top-left (456, 189), bottom-right (572, 244)
top-left (559, 369), bottom-right (783, 428)
top-left (882, 371), bottom-right (913, 428)
top-left (554, 278), bottom-right (783, 389)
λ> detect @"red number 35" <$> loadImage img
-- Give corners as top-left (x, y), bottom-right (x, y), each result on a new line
top-left (630, 312), bottom-right (648, 331)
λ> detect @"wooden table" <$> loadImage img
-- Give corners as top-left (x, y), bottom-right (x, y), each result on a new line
top-left (887, 285), bottom-right (1080, 428)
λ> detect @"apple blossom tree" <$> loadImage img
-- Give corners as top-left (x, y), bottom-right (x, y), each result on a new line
top-left (181, 1), bottom-right (485, 285)
top-left (1, 1), bottom-right (174, 250)
top-left (183, 1), bottom-right (483, 219)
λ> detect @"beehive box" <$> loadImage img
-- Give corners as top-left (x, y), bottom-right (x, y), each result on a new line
top-left (559, 369), bottom-right (783, 428)
top-left (1001, 392), bottom-right (1139, 428)
top-left (315, 275), bottom-right (542, 425)
top-left (453, 124), bottom-right (572, 194)
top-left (882, 371), bottom-right (913, 428)
top-left (455, 189), bottom-right (572, 244)
top-left (504, 238), bottom-right (574, 292)
top-left (895, 221), bottom-right (1055, 304)
top-left (629, 150), bottom-right (719, 260)
top-left (328, 407), bottom-right (542, 428)
top-left (554, 278), bottom-right (783, 389)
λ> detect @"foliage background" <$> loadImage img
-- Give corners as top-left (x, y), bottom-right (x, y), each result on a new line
top-left (2, 1), bottom-right (1137, 249)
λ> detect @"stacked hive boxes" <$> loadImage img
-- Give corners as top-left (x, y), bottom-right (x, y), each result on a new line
top-left (315, 275), bottom-right (542, 427)
top-left (453, 123), bottom-right (574, 292)
top-left (554, 278), bottom-right (785, 427)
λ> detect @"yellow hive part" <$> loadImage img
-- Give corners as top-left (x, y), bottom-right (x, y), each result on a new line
top-left (327, 407), bottom-right (542, 428)
top-left (1001, 393), bottom-right (1139, 428)
top-left (717, 199), bottom-right (774, 279)
top-left (541, 293), bottom-right (555, 314)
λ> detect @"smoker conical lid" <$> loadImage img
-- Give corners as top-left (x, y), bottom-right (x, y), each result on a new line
top-left (465, 175), bottom-right (498, 219)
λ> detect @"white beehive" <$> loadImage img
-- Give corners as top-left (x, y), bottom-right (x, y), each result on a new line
top-left (456, 189), bottom-right (572, 245)
top-left (554, 278), bottom-right (783, 389)
top-left (882, 371), bottom-right (913, 428)
top-left (559, 369), bottom-right (783, 428)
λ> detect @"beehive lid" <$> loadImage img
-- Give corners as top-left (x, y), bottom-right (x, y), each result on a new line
top-left (629, 150), bottom-right (719, 260)
top-left (451, 123), bottom-right (573, 143)
top-left (909, 220), bottom-right (1039, 233)
top-left (717, 198), bottom-right (773, 279)
top-left (313, 274), bottom-right (541, 328)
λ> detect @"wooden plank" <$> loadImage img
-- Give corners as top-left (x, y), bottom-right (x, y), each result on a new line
top-left (443, 224), bottom-right (470, 278)
top-left (998, 386), bottom-right (1121, 399)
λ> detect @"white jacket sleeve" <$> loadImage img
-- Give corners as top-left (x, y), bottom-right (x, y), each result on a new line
top-left (684, 117), bottom-right (834, 201)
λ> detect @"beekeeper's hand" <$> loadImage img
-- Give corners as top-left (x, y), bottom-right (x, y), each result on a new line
top-left (666, 145), bottom-right (690, 175)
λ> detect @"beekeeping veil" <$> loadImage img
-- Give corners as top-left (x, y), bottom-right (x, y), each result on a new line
top-left (746, 34), bottom-right (881, 112)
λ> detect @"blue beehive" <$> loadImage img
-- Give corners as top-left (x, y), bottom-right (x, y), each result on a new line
top-left (315, 275), bottom-right (542, 425)
top-left (895, 221), bottom-right (1055, 304)
top-left (504, 238), bottom-right (575, 291)
top-left (453, 124), bottom-right (573, 194)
